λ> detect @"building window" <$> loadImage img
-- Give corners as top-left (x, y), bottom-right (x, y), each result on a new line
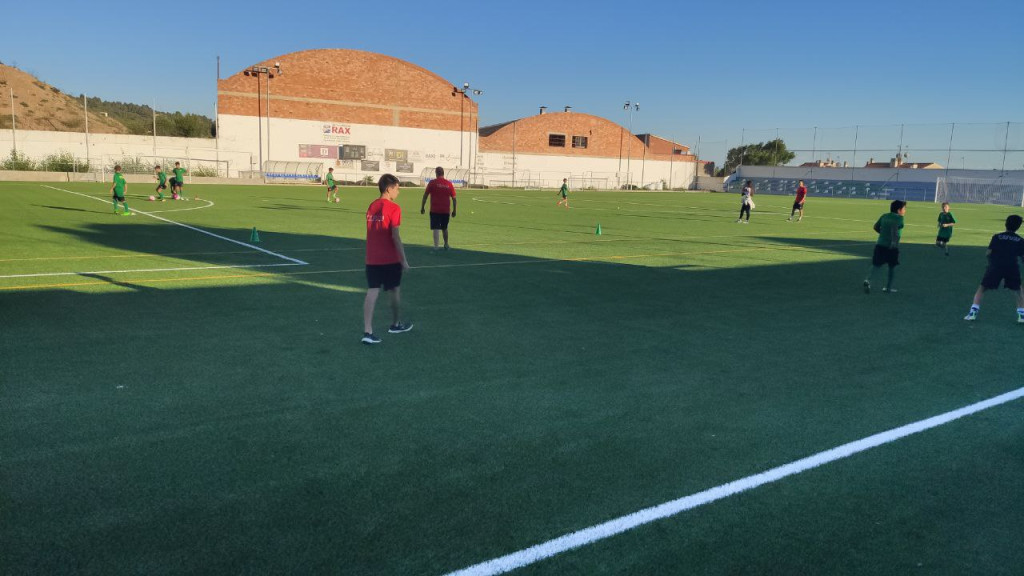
top-left (548, 134), bottom-right (566, 147)
top-left (572, 136), bottom-right (588, 149)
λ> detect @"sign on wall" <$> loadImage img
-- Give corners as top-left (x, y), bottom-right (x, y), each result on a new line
top-left (396, 161), bottom-right (415, 173)
top-left (298, 144), bottom-right (340, 159)
top-left (322, 123), bottom-right (353, 143)
top-left (342, 145), bottom-right (367, 160)
top-left (385, 149), bottom-right (408, 162)
top-left (361, 160), bottom-right (380, 171)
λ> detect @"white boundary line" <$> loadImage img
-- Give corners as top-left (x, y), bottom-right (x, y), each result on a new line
top-left (40, 185), bottom-right (308, 266)
top-left (0, 262), bottom-right (303, 280)
top-left (444, 386), bottom-right (1024, 576)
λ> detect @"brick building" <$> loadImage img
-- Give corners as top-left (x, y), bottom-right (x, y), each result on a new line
top-left (217, 48), bottom-right (478, 180)
top-left (218, 49), bottom-right (698, 188)
top-left (476, 110), bottom-right (696, 189)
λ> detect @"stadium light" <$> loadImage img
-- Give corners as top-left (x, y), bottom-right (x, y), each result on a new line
top-left (243, 65), bottom-right (280, 177)
top-left (453, 83), bottom-right (483, 169)
top-left (624, 101), bottom-right (639, 188)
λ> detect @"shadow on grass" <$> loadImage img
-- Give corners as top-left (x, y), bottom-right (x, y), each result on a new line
top-left (3, 220), bottom-right (1019, 576)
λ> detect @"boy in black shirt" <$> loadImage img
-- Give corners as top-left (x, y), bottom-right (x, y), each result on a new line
top-left (964, 214), bottom-right (1024, 323)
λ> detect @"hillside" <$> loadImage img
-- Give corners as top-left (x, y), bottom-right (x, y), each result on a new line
top-left (0, 62), bottom-right (214, 137)
top-left (0, 63), bottom-right (127, 133)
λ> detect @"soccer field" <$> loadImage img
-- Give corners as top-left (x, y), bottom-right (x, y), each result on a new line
top-left (1, 181), bottom-right (1022, 575)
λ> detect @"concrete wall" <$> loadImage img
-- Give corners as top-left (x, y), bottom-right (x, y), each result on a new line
top-left (474, 150), bottom-right (696, 190)
top-left (0, 128), bottom-right (250, 176)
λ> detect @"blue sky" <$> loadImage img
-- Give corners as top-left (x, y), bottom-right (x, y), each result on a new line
top-left (2, 0), bottom-right (1022, 167)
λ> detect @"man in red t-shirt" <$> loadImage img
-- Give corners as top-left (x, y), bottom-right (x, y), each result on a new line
top-left (420, 166), bottom-right (457, 250)
top-left (788, 180), bottom-right (808, 222)
top-left (362, 174), bottom-right (412, 344)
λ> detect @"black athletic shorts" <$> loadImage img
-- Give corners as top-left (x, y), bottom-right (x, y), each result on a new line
top-left (169, 177), bottom-right (178, 188)
top-left (793, 201), bottom-right (804, 210)
top-left (429, 212), bottom-right (451, 231)
top-left (935, 235), bottom-right (950, 244)
top-left (112, 192), bottom-right (125, 201)
top-left (156, 183), bottom-right (167, 191)
top-left (872, 245), bottom-right (900, 267)
top-left (981, 265), bottom-right (1021, 291)
top-left (328, 185), bottom-right (338, 192)
top-left (366, 263), bottom-right (403, 291)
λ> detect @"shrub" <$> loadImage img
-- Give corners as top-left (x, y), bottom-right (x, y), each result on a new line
top-left (111, 156), bottom-right (150, 174)
top-left (192, 164), bottom-right (219, 177)
top-left (40, 151), bottom-right (88, 172)
top-left (1, 150), bottom-right (36, 171)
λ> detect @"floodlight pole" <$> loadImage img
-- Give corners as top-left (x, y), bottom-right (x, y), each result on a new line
top-left (83, 94), bottom-right (90, 170)
top-left (9, 88), bottom-right (16, 154)
top-left (152, 98), bottom-right (157, 157)
top-left (624, 101), bottom-right (639, 188)
top-left (244, 65), bottom-right (278, 178)
top-left (453, 82), bottom-right (483, 172)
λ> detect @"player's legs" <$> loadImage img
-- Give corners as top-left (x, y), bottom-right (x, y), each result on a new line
top-left (797, 206), bottom-right (803, 221)
top-left (442, 228), bottom-right (450, 249)
top-left (389, 286), bottom-right (402, 325)
top-left (363, 288), bottom-right (381, 334)
top-left (432, 230), bottom-right (441, 249)
top-left (885, 264), bottom-right (896, 292)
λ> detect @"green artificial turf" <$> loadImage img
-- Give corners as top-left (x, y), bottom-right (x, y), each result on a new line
top-left (1, 181), bottom-right (1022, 575)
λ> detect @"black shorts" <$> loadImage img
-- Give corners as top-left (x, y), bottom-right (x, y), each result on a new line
top-left (429, 212), bottom-right (450, 230)
top-left (935, 235), bottom-right (951, 244)
top-left (980, 266), bottom-right (1021, 291)
top-left (872, 245), bottom-right (900, 267)
top-left (327, 185), bottom-right (337, 192)
top-left (156, 183), bottom-right (167, 191)
top-left (793, 201), bottom-right (804, 210)
top-left (169, 177), bottom-right (178, 187)
top-left (112, 192), bottom-right (125, 201)
top-left (366, 263), bottom-right (403, 291)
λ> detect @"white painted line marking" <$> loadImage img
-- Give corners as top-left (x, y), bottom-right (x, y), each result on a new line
top-left (41, 185), bottom-right (308, 265)
top-left (0, 262), bottom-right (304, 279)
top-left (444, 386), bottom-right (1024, 576)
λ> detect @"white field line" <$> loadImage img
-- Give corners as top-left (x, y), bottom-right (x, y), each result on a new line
top-left (0, 262), bottom-right (303, 280)
top-left (41, 185), bottom-right (308, 265)
top-left (444, 386), bottom-right (1024, 576)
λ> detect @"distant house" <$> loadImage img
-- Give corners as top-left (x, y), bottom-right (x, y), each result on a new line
top-left (865, 153), bottom-right (943, 169)
top-left (800, 159), bottom-right (842, 168)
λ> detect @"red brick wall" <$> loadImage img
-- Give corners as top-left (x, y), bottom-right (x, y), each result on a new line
top-left (218, 49), bottom-right (476, 131)
top-left (479, 112), bottom-right (694, 162)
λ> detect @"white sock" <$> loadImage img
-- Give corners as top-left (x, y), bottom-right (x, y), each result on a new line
top-left (971, 304), bottom-right (980, 311)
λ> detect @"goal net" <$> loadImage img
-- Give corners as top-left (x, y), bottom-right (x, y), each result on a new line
top-left (935, 176), bottom-right (1024, 206)
top-left (420, 167), bottom-right (470, 187)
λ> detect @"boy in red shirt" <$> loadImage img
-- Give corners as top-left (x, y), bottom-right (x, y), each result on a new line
top-left (420, 166), bottom-right (457, 250)
top-left (788, 180), bottom-right (807, 221)
top-left (362, 174), bottom-right (412, 344)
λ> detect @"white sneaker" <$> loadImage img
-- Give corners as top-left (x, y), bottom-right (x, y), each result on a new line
top-left (964, 310), bottom-right (978, 321)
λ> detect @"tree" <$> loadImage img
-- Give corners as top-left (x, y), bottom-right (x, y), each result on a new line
top-left (723, 139), bottom-right (795, 174)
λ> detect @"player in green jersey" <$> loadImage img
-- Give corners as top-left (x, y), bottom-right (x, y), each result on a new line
top-left (863, 200), bottom-right (906, 293)
top-left (154, 165), bottom-right (168, 201)
top-left (936, 202), bottom-right (956, 256)
top-left (326, 167), bottom-right (339, 202)
top-left (111, 165), bottom-right (132, 215)
top-left (172, 162), bottom-right (187, 200)
top-left (556, 178), bottom-right (569, 208)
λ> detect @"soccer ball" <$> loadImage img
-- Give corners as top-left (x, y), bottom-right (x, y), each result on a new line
top-left (334, 197), bottom-right (340, 203)
top-left (148, 195), bottom-right (155, 201)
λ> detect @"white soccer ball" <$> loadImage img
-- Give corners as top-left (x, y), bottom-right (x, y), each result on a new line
top-left (148, 195), bottom-right (155, 201)
top-left (335, 197), bottom-right (340, 203)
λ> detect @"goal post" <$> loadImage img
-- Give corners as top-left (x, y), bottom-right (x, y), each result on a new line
top-left (935, 176), bottom-right (1024, 207)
